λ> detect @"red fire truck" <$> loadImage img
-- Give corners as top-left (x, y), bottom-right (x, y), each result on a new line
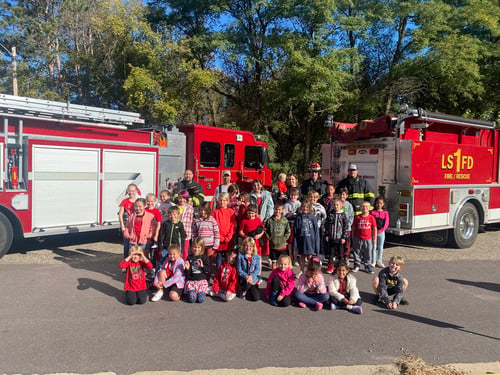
top-left (322, 107), bottom-right (497, 248)
top-left (0, 94), bottom-right (270, 258)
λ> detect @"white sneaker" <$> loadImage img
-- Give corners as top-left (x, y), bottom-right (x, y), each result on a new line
top-left (370, 262), bottom-right (376, 267)
top-left (121, 268), bottom-right (126, 273)
top-left (352, 266), bottom-right (359, 273)
top-left (376, 260), bottom-right (385, 268)
top-left (267, 258), bottom-right (273, 267)
top-left (294, 261), bottom-right (299, 267)
top-left (151, 290), bottom-right (164, 302)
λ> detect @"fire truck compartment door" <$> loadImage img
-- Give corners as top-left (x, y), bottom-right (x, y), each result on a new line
top-left (351, 162), bottom-right (378, 192)
top-left (32, 146), bottom-right (100, 229)
top-left (102, 150), bottom-right (156, 223)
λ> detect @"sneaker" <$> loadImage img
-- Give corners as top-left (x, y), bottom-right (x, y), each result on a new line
top-left (315, 302), bottom-right (323, 311)
top-left (370, 262), bottom-right (376, 267)
top-left (121, 268), bottom-right (126, 273)
top-left (400, 299), bottom-right (409, 306)
top-left (298, 302), bottom-right (307, 308)
top-left (294, 261), bottom-right (300, 267)
top-left (371, 294), bottom-right (380, 304)
top-left (257, 278), bottom-right (263, 286)
top-left (330, 303), bottom-right (338, 311)
top-left (151, 290), bottom-right (163, 302)
top-left (350, 305), bottom-right (363, 314)
top-left (376, 260), bottom-right (385, 268)
top-left (352, 265), bottom-right (360, 273)
top-left (325, 264), bottom-right (335, 274)
top-left (365, 265), bottom-right (374, 274)
top-left (267, 258), bottom-right (273, 267)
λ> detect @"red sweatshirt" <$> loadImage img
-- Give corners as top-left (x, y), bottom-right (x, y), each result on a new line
top-left (213, 207), bottom-right (236, 251)
top-left (212, 262), bottom-right (239, 294)
top-left (119, 260), bottom-right (153, 291)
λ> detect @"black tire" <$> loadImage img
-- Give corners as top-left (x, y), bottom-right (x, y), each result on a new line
top-left (448, 203), bottom-right (479, 249)
top-left (0, 212), bottom-right (14, 258)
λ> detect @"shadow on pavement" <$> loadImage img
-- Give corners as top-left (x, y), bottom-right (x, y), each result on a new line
top-left (77, 277), bottom-right (125, 304)
top-left (374, 309), bottom-right (500, 341)
top-left (447, 278), bottom-right (500, 293)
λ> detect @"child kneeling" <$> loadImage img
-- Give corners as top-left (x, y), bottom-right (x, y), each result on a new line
top-left (119, 245), bottom-right (153, 305)
top-left (328, 261), bottom-right (362, 314)
top-left (151, 244), bottom-right (185, 302)
top-left (211, 250), bottom-right (239, 302)
top-left (265, 254), bottom-right (295, 307)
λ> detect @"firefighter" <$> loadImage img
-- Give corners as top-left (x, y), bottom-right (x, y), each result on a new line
top-left (336, 163), bottom-right (375, 216)
top-left (173, 169), bottom-right (205, 207)
top-left (300, 161), bottom-right (329, 197)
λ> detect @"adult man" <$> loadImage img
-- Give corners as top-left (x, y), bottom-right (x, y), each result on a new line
top-left (214, 170), bottom-right (232, 200)
top-left (300, 161), bottom-right (329, 197)
top-left (336, 163), bottom-right (375, 215)
top-left (173, 169), bottom-right (205, 206)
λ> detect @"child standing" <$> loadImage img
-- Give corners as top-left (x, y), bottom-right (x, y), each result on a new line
top-left (351, 201), bottom-right (377, 274)
top-left (265, 254), bottom-right (295, 307)
top-left (145, 193), bottom-right (162, 244)
top-left (213, 193), bottom-right (236, 270)
top-left (308, 190), bottom-right (327, 263)
top-left (372, 256), bottom-right (409, 309)
top-left (239, 204), bottom-right (264, 256)
top-left (151, 244), bottom-right (185, 302)
top-left (324, 198), bottom-right (349, 274)
top-left (265, 201), bottom-right (291, 269)
top-left (237, 192), bottom-right (250, 228)
top-left (227, 184), bottom-right (240, 216)
top-left (319, 184), bottom-right (336, 214)
top-left (294, 200), bottom-right (320, 272)
top-left (118, 183), bottom-right (138, 259)
top-left (176, 190), bottom-right (194, 260)
top-left (328, 261), bottom-right (362, 314)
top-left (119, 245), bottom-right (153, 305)
top-left (158, 189), bottom-right (175, 222)
top-left (339, 187), bottom-right (354, 264)
top-left (370, 196), bottom-right (389, 268)
top-left (284, 188), bottom-right (301, 265)
top-left (237, 237), bottom-right (261, 301)
top-left (123, 198), bottom-right (156, 251)
top-left (158, 206), bottom-right (186, 268)
top-left (211, 249), bottom-right (239, 302)
top-left (192, 202), bottom-right (220, 276)
top-left (184, 237), bottom-right (211, 303)
top-left (295, 258), bottom-right (329, 311)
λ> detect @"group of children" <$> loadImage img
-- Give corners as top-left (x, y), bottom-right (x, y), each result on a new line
top-left (118, 182), bottom-right (408, 311)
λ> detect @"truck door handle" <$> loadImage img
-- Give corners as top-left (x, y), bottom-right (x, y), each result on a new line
top-left (198, 175), bottom-right (206, 179)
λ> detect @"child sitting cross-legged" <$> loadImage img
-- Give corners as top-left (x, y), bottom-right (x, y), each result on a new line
top-left (295, 257), bottom-right (329, 311)
top-left (184, 237), bottom-right (211, 303)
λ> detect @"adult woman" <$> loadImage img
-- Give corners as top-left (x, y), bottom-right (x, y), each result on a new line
top-left (284, 174), bottom-right (300, 200)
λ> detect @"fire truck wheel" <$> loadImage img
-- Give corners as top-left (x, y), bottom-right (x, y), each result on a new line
top-left (448, 203), bottom-right (479, 249)
top-left (0, 212), bottom-right (13, 259)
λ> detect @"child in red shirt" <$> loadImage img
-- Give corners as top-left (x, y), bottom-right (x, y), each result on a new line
top-left (211, 249), bottom-right (239, 301)
top-left (123, 198), bottom-right (156, 250)
top-left (213, 193), bottom-right (236, 270)
top-left (119, 246), bottom-right (153, 305)
top-left (239, 204), bottom-right (264, 255)
top-left (351, 201), bottom-right (377, 274)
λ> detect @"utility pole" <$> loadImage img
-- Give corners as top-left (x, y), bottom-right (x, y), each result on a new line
top-left (12, 46), bottom-right (18, 96)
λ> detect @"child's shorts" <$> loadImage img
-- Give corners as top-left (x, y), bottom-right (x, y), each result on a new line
top-left (184, 279), bottom-right (209, 294)
top-left (270, 248), bottom-right (287, 262)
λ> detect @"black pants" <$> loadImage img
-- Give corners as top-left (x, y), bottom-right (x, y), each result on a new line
top-left (239, 279), bottom-right (260, 301)
top-left (327, 241), bottom-right (345, 264)
top-left (270, 277), bottom-right (292, 307)
top-left (125, 290), bottom-right (148, 305)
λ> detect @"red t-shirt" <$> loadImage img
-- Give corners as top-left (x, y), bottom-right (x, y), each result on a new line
top-left (119, 260), bottom-right (152, 291)
top-left (338, 279), bottom-right (347, 296)
top-left (120, 198), bottom-right (135, 214)
top-left (240, 217), bottom-right (263, 254)
top-left (134, 214), bottom-right (144, 239)
top-left (353, 214), bottom-right (377, 240)
top-left (146, 208), bottom-right (162, 223)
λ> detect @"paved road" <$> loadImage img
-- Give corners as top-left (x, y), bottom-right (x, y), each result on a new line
top-left (0, 233), bottom-right (499, 374)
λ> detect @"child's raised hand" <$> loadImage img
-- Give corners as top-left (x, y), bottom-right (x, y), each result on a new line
top-left (341, 239), bottom-right (346, 244)
top-left (185, 261), bottom-right (191, 270)
top-left (197, 259), bottom-right (203, 267)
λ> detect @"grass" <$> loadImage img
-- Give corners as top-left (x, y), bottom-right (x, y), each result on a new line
top-left (398, 355), bottom-right (469, 375)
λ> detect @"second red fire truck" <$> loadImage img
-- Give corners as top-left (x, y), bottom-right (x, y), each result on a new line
top-left (0, 94), bottom-right (271, 258)
top-left (322, 106), bottom-right (498, 248)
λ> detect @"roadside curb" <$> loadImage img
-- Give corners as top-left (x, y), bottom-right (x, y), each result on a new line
top-left (25, 361), bottom-right (500, 375)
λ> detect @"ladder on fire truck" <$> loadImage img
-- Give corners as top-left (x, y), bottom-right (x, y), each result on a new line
top-left (0, 93), bottom-right (144, 127)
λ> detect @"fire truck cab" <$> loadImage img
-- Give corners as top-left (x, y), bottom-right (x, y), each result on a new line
top-left (322, 107), bottom-right (498, 248)
top-left (0, 94), bottom-right (271, 258)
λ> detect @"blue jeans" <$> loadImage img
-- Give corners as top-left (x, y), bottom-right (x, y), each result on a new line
top-left (216, 251), bottom-right (225, 271)
top-left (373, 231), bottom-right (385, 262)
top-left (295, 292), bottom-right (329, 307)
top-left (123, 238), bottom-right (130, 258)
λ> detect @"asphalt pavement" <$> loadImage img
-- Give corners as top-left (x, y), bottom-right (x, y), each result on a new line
top-left (0, 244), bottom-right (499, 375)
